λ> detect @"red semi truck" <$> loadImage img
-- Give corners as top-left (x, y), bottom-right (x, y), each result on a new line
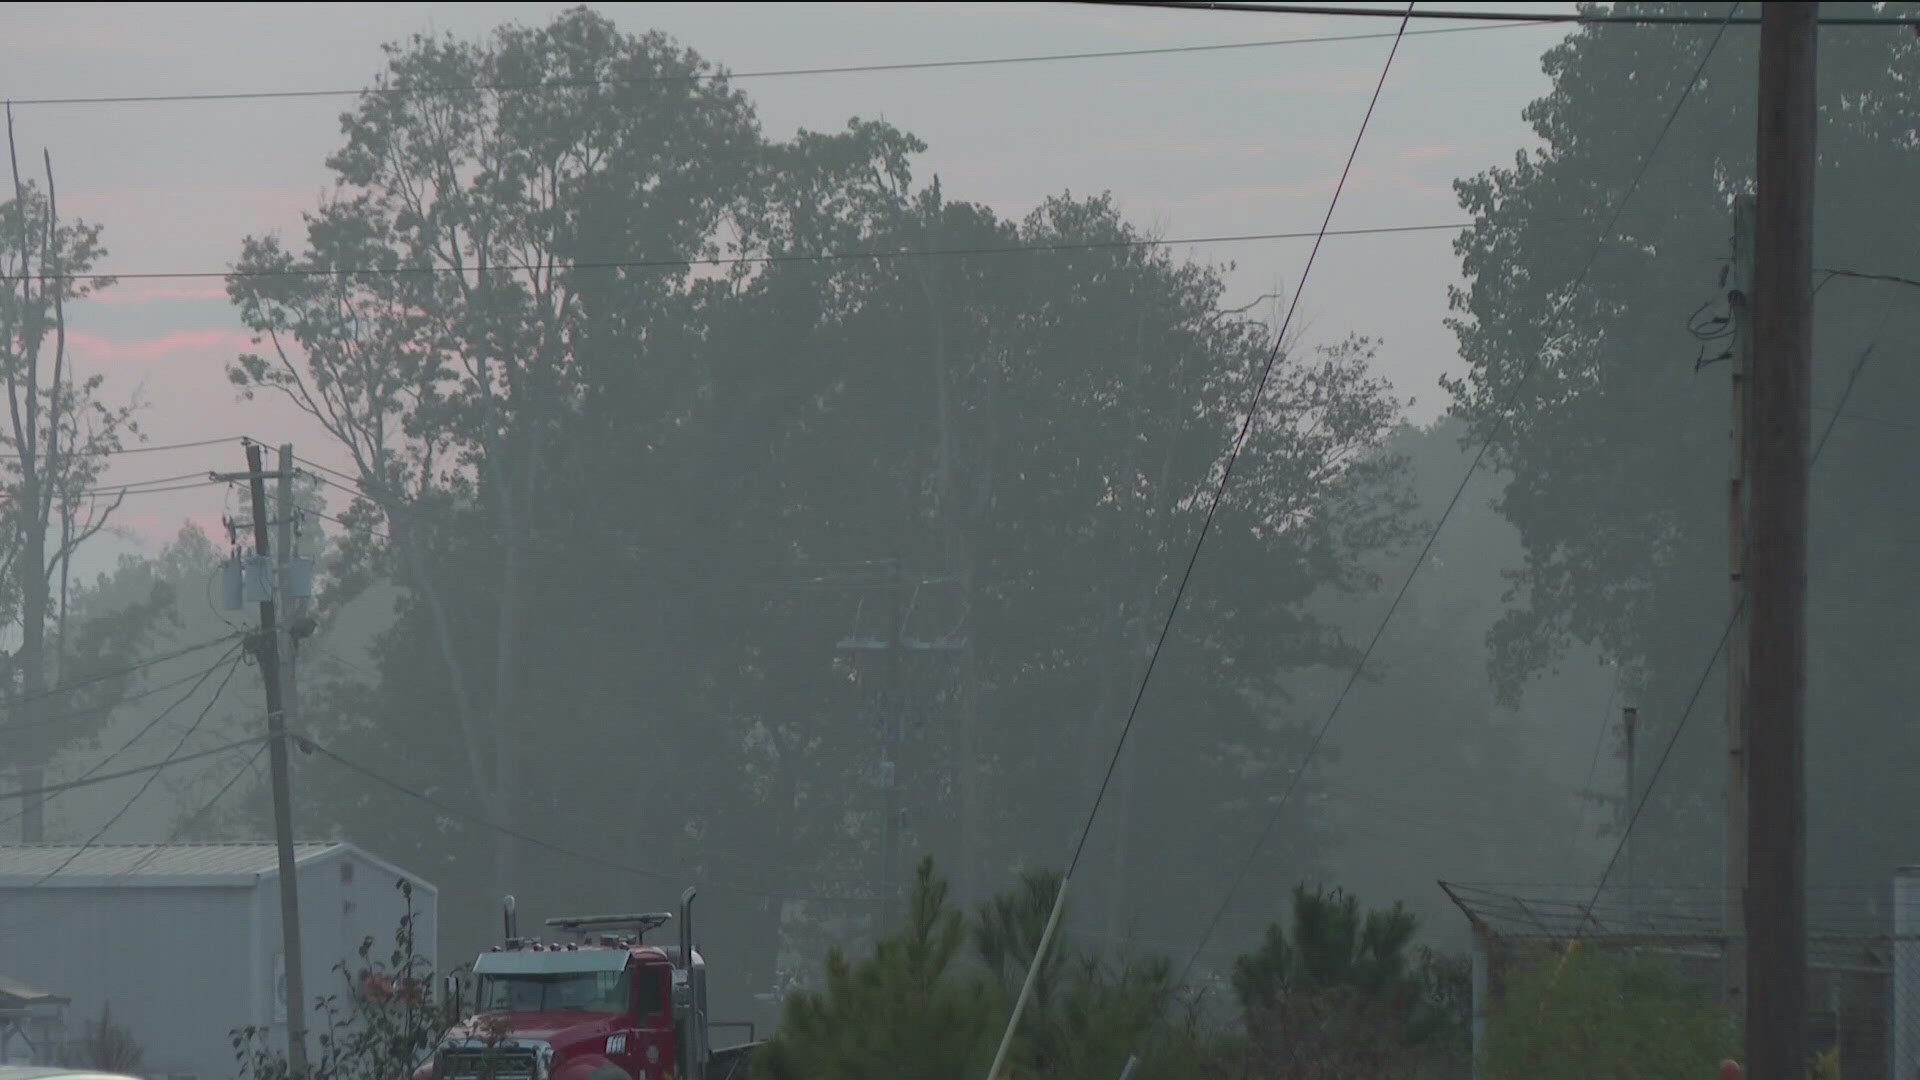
top-left (415, 890), bottom-right (754, 1080)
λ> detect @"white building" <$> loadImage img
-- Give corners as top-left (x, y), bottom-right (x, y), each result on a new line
top-left (0, 842), bottom-right (438, 1080)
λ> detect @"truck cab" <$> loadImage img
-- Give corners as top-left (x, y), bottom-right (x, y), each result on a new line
top-left (416, 892), bottom-right (710, 1080)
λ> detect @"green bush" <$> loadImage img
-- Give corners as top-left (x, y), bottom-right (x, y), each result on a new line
top-left (754, 858), bottom-right (1219, 1080)
top-left (1228, 886), bottom-right (1468, 1080)
top-left (753, 858), bottom-right (997, 1080)
top-left (1484, 945), bottom-right (1736, 1080)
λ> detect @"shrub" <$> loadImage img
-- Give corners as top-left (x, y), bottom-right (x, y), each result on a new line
top-left (234, 878), bottom-right (449, 1080)
top-left (1484, 945), bottom-right (1736, 1080)
top-left (66, 1002), bottom-right (145, 1074)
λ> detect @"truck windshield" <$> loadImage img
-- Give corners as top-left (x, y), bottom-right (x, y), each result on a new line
top-left (477, 971), bottom-right (628, 1013)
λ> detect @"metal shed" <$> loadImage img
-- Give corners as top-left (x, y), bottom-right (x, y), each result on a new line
top-left (0, 842), bottom-right (437, 1080)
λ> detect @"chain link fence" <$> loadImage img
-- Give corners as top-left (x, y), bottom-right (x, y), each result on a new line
top-left (1442, 879), bottom-right (1915, 1079)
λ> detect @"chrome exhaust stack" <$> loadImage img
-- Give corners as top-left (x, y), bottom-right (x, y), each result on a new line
top-left (678, 887), bottom-right (696, 965)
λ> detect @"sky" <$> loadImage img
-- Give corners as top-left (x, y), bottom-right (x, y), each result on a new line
top-left (0, 0), bottom-right (1578, 576)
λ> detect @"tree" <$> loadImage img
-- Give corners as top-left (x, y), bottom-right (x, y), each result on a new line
top-left (753, 857), bottom-right (996, 1080)
top-left (1444, 1), bottom-right (1920, 894)
top-left (1230, 886), bottom-right (1466, 1080)
top-left (973, 867), bottom-right (1207, 1080)
top-left (1299, 420), bottom-right (1604, 933)
top-left (2, 117), bottom-right (149, 839)
top-left (228, 9), bottom-right (1419, 1007)
top-left (757, 857), bottom-right (1212, 1080)
top-left (226, 5), bottom-right (766, 898)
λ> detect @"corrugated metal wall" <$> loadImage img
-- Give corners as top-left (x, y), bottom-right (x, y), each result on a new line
top-left (248, 849), bottom-right (441, 1071)
top-left (0, 845), bottom-right (437, 1080)
top-left (0, 883), bottom-right (254, 1080)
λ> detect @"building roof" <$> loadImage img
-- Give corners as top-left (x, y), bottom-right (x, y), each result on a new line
top-left (0, 842), bottom-right (344, 888)
top-left (0, 975), bottom-right (68, 1009)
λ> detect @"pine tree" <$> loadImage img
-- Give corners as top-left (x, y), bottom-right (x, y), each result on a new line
top-left (754, 857), bottom-right (995, 1080)
top-left (1230, 887), bottom-right (1462, 1080)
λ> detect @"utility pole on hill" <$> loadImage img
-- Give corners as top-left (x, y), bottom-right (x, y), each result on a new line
top-left (834, 563), bottom-right (965, 930)
top-left (220, 441), bottom-right (309, 1077)
top-left (1725, 192), bottom-right (1755, 1015)
top-left (1747, 5), bottom-right (1817, 1079)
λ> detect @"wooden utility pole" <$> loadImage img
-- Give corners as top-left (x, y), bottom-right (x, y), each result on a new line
top-left (880, 558), bottom-right (907, 929)
top-left (1623, 706), bottom-right (1638, 927)
top-left (240, 441), bottom-right (309, 1077)
top-left (276, 445), bottom-right (299, 746)
top-left (1725, 193), bottom-right (1755, 1012)
top-left (1747, 5), bottom-right (1817, 1080)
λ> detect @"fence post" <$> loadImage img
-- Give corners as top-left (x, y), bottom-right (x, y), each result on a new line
top-left (1895, 868), bottom-right (1920, 1080)
top-left (1470, 924), bottom-right (1489, 1080)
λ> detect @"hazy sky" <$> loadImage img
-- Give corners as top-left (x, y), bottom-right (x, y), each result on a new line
top-left (1, 1), bottom-right (1580, 573)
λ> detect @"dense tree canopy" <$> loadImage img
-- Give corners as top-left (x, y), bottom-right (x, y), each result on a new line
top-left (221, 5), bottom-right (1423, 1011)
top-left (1446, 1), bottom-right (1920, 893)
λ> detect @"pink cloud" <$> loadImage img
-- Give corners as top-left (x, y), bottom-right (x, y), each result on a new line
top-left (1399, 144), bottom-right (1457, 163)
top-left (68, 327), bottom-right (254, 367)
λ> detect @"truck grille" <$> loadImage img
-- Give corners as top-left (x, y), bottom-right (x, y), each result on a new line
top-left (439, 1048), bottom-right (539, 1080)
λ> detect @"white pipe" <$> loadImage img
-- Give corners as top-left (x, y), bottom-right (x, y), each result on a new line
top-left (985, 876), bottom-right (1070, 1080)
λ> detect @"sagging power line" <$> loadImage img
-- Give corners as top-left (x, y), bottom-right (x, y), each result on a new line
top-left (1173, 0), bottom-right (1745, 988)
top-left (1066, 1), bottom-right (1920, 27)
top-left (0, 20), bottom-right (1551, 108)
top-left (0, 221), bottom-right (1479, 284)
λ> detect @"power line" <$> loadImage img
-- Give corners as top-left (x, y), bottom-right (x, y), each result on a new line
top-left (0, 638), bottom-right (241, 814)
top-left (0, 630), bottom-right (247, 713)
top-left (307, 505), bottom-right (388, 543)
top-left (0, 734), bottom-right (269, 804)
top-left (983, 10), bottom-right (1414, 1017)
top-left (21, 655), bottom-right (243, 887)
top-left (0, 221), bottom-right (1477, 284)
top-left (1064, 1), bottom-right (1414, 879)
top-left (77, 470), bottom-right (226, 494)
top-left (1577, 675), bottom-right (1623, 803)
top-left (1176, 1), bottom-right (1743, 984)
top-left (0, 21), bottom-right (1553, 109)
top-left (0, 435), bottom-right (243, 462)
top-left (164, 743), bottom-right (268, 843)
top-left (76, 479), bottom-right (229, 498)
top-left (1818, 267), bottom-right (1920, 292)
top-left (1581, 303), bottom-right (1897, 914)
top-left (288, 454), bottom-right (358, 486)
top-left (295, 469), bottom-right (367, 502)
top-left (1065, 1), bottom-right (1920, 26)
top-left (0, 654), bottom-right (249, 733)
top-left (1816, 404), bottom-right (1920, 434)
top-left (0, 744), bottom-right (267, 944)
top-left (302, 739), bottom-right (864, 904)
top-left (0, 644), bottom-right (244, 829)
